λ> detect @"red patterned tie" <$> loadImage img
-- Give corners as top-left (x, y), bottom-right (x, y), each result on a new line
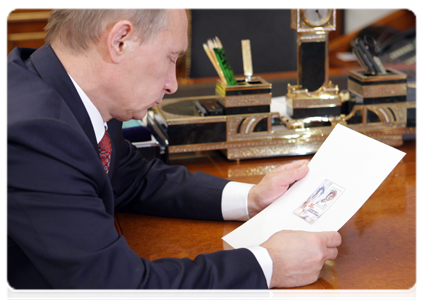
top-left (98, 129), bottom-right (112, 173)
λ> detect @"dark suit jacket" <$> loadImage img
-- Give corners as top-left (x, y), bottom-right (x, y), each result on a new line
top-left (7, 45), bottom-right (267, 289)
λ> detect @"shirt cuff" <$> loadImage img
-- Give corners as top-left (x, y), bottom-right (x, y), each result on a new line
top-left (247, 245), bottom-right (273, 288)
top-left (221, 181), bottom-right (254, 221)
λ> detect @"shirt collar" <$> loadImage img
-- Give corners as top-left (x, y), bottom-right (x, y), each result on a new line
top-left (68, 74), bottom-right (107, 144)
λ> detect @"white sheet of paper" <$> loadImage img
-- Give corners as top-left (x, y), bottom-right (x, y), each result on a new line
top-left (222, 124), bottom-right (406, 249)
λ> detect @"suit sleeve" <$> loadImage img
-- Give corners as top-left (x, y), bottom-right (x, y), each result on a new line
top-left (8, 119), bottom-right (268, 289)
top-left (109, 120), bottom-right (230, 221)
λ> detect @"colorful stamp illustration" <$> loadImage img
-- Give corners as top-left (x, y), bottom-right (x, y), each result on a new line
top-left (293, 179), bottom-right (345, 225)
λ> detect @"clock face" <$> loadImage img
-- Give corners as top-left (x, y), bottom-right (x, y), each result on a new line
top-left (302, 9), bottom-right (333, 27)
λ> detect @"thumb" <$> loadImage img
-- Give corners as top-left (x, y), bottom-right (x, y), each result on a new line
top-left (273, 159), bottom-right (309, 174)
top-left (321, 231), bottom-right (342, 248)
top-left (272, 160), bottom-right (309, 185)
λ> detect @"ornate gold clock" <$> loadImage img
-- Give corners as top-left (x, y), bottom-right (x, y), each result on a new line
top-left (302, 9), bottom-right (333, 26)
top-left (296, 9), bottom-right (335, 29)
top-left (286, 9), bottom-right (341, 119)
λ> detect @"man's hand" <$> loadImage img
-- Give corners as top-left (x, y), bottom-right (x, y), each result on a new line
top-left (248, 160), bottom-right (309, 217)
top-left (261, 230), bottom-right (342, 288)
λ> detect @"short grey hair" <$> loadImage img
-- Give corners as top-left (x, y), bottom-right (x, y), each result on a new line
top-left (45, 9), bottom-right (170, 54)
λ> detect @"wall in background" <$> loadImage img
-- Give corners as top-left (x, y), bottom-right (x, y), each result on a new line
top-left (345, 9), bottom-right (395, 33)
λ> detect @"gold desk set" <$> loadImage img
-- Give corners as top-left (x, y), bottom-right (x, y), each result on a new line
top-left (147, 9), bottom-right (415, 160)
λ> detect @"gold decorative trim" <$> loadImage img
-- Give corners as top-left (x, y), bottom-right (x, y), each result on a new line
top-left (347, 79), bottom-right (363, 97)
top-left (226, 142), bottom-right (323, 160)
top-left (375, 102), bottom-right (407, 124)
top-left (215, 76), bottom-right (272, 107)
top-left (298, 32), bottom-right (327, 43)
top-left (286, 97), bottom-right (341, 109)
top-left (216, 77), bottom-right (272, 97)
top-left (286, 83), bottom-right (341, 109)
top-left (226, 114), bottom-right (272, 141)
top-left (223, 94), bottom-right (272, 107)
top-left (406, 101), bottom-right (416, 109)
top-left (348, 80), bottom-right (407, 98)
top-left (348, 69), bottom-right (407, 83)
top-left (216, 77), bottom-right (272, 93)
top-left (169, 142), bottom-right (228, 153)
top-left (287, 82), bottom-right (339, 96)
top-left (344, 102), bottom-right (408, 126)
top-left (165, 116), bottom-right (227, 125)
top-left (228, 164), bottom-right (282, 178)
top-left (168, 135), bottom-right (328, 155)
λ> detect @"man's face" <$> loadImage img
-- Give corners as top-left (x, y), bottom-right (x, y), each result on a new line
top-left (110, 10), bottom-right (188, 121)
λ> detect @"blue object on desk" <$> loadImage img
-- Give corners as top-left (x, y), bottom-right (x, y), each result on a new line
top-left (122, 120), bottom-right (152, 142)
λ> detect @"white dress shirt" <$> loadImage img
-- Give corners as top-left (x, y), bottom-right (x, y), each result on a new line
top-left (69, 75), bottom-right (273, 288)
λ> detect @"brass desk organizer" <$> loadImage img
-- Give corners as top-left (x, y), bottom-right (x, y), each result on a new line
top-left (147, 74), bottom-right (415, 160)
top-left (343, 69), bottom-right (415, 147)
top-left (348, 69), bottom-right (407, 104)
top-left (215, 77), bottom-right (272, 115)
top-left (286, 81), bottom-right (341, 119)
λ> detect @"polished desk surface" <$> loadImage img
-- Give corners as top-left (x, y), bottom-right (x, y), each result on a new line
top-left (115, 139), bottom-right (416, 289)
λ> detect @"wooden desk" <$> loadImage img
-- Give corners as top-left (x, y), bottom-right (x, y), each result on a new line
top-left (115, 139), bottom-right (416, 289)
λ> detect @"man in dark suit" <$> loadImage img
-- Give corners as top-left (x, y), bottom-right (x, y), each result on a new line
top-left (7, 9), bottom-right (341, 289)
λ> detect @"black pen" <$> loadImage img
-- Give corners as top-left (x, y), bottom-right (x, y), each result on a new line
top-left (354, 42), bottom-right (377, 73)
top-left (357, 39), bottom-right (382, 73)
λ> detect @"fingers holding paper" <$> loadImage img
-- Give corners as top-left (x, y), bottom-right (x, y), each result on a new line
top-left (248, 160), bottom-right (309, 217)
top-left (261, 230), bottom-right (342, 288)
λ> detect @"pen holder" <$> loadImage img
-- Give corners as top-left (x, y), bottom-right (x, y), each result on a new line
top-left (215, 76), bottom-right (272, 115)
top-left (348, 69), bottom-right (407, 104)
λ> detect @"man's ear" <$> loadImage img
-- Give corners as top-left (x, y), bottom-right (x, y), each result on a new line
top-left (107, 20), bottom-right (135, 63)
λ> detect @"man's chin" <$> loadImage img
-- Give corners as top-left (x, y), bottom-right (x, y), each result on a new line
top-left (132, 110), bottom-right (148, 121)
top-left (115, 111), bottom-right (147, 123)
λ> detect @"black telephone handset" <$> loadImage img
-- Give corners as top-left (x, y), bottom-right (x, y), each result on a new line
top-left (353, 26), bottom-right (416, 67)
top-left (380, 28), bottom-right (420, 55)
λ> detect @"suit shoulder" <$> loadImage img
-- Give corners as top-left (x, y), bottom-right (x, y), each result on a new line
top-left (8, 49), bottom-right (75, 127)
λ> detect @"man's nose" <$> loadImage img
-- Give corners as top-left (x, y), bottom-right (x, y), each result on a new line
top-left (164, 68), bottom-right (178, 95)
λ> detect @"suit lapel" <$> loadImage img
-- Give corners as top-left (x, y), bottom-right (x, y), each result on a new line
top-left (30, 45), bottom-right (98, 153)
